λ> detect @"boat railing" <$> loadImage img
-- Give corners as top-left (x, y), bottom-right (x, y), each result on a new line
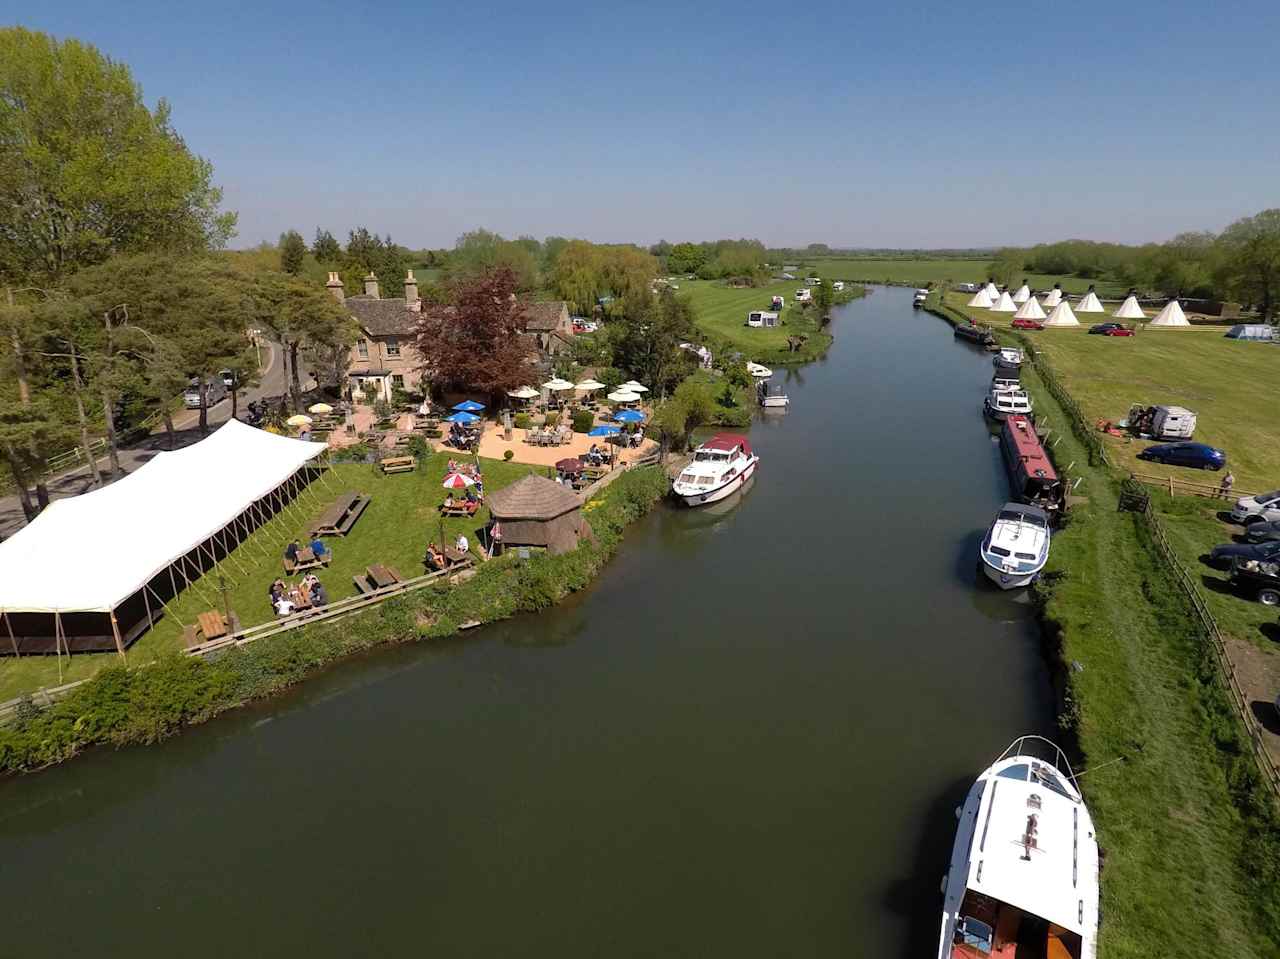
top-left (996, 735), bottom-right (1079, 790)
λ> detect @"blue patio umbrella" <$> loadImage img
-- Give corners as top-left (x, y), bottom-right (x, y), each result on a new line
top-left (452, 400), bottom-right (486, 413)
top-left (612, 409), bottom-right (645, 424)
top-left (587, 424), bottom-right (621, 437)
top-left (444, 411), bottom-right (480, 424)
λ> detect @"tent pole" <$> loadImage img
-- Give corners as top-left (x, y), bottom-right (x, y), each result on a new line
top-left (2, 611), bottom-right (19, 657)
top-left (53, 612), bottom-right (63, 683)
top-left (146, 583), bottom-right (185, 628)
top-left (168, 563), bottom-right (179, 598)
top-left (142, 584), bottom-right (154, 629)
top-left (108, 610), bottom-right (126, 661)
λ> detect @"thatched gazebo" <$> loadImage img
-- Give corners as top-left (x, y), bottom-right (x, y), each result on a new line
top-left (487, 475), bottom-right (594, 555)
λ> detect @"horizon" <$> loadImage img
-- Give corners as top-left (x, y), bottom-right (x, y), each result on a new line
top-left (11, 0), bottom-right (1280, 251)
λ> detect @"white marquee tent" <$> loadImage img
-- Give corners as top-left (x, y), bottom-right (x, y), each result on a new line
top-left (1043, 300), bottom-right (1081, 327)
top-left (1012, 282), bottom-right (1031, 304)
top-left (1013, 296), bottom-right (1046, 321)
top-left (1042, 285), bottom-right (1063, 308)
top-left (1075, 287), bottom-right (1104, 313)
top-left (1114, 294), bottom-right (1146, 319)
top-left (0, 420), bottom-right (328, 654)
top-left (1149, 298), bottom-right (1190, 327)
top-left (967, 287), bottom-right (994, 308)
top-left (991, 291), bottom-right (1017, 312)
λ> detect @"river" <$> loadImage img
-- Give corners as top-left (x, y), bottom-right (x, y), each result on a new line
top-left (0, 286), bottom-right (1053, 957)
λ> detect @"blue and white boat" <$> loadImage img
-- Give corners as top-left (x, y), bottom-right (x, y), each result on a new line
top-left (979, 502), bottom-right (1050, 589)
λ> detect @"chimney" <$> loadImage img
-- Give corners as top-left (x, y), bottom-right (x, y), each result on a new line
top-left (363, 271), bottom-right (380, 299)
top-left (404, 270), bottom-right (419, 311)
top-left (325, 271), bottom-right (345, 305)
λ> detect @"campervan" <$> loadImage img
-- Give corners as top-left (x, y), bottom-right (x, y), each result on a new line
top-left (746, 310), bottom-right (780, 328)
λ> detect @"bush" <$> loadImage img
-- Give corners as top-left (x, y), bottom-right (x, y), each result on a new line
top-left (333, 442), bottom-right (371, 463)
top-left (514, 412), bottom-right (530, 430)
top-left (572, 410), bottom-right (594, 434)
top-left (544, 412), bottom-right (559, 428)
top-left (503, 450), bottom-right (514, 461)
top-left (406, 436), bottom-right (431, 459)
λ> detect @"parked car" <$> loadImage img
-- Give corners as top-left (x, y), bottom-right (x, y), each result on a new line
top-left (1136, 441), bottom-right (1226, 470)
top-left (1012, 318), bottom-right (1044, 330)
top-left (1229, 557), bottom-right (1280, 606)
top-left (1230, 489), bottom-right (1280, 525)
top-left (1245, 520), bottom-right (1280, 543)
top-left (1089, 322), bottom-right (1134, 336)
top-left (183, 378), bottom-right (228, 409)
top-left (1208, 539), bottom-right (1280, 569)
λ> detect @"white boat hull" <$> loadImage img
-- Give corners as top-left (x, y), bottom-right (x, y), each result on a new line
top-left (760, 396), bottom-right (788, 408)
top-left (980, 559), bottom-right (1040, 589)
top-left (674, 458), bottom-right (758, 507)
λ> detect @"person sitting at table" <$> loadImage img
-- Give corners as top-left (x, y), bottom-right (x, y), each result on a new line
top-left (269, 580), bottom-right (284, 605)
top-left (425, 545), bottom-right (445, 571)
top-left (309, 537), bottom-right (328, 560)
top-left (310, 580), bottom-right (329, 606)
top-left (301, 573), bottom-right (319, 593)
top-left (284, 540), bottom-right (300, 562)
top-left (464, 487), bottom-right (479, 504)
top-left (443, 494), bottom-right (455, 510)
top-left (273, 594), bottom-right (295, 617)
top-left (456, 533), bottom-right (469, 555)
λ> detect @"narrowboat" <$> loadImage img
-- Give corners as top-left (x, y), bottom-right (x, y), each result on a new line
top-left (1000, 415), bottom-right (1063, 512)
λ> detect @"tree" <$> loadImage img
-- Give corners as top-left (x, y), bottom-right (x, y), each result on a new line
top-left (651, 378), bottom-right (715, 454)
top-left (606, 289), bottom-right (696, 397)
top-left (0, 389), bottom-right (75, 521)
top-left (667, 242), bottom-right (708, 275)
top-left (446, 229), bottom-right (539, 291)
top-left (252, 272), bottom-right (355, 410)
top-left (279, 230), bottom-right (307, 275)
top-left (312, 228), bottom-right (341, 264)
top-left (812, 278), bottom-right (834, 320)
top-left (342, 227), bottom-right (409, 297)
top-left (413, 267), bottom-right (534, 400)
top-left (1217, 210), bottom-right (1280, 320)
top-left (0, 27), bottom-right (235, 286)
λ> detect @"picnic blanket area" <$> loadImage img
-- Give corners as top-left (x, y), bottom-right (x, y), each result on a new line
top-left (0, 453), bottom-right (540, 701)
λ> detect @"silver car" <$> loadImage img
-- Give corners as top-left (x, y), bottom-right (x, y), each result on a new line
top-left (1230, 489), bottom-right (1280, 524)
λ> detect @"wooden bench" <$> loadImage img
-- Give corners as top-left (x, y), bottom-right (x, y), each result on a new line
top-left (380, 455), bottom-right (416, 474)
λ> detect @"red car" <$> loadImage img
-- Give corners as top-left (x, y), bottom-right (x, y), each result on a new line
top-left (1088, 322), bottom-right (1134, 337)
top-left (1011, 318), bottom-right (1044, 330)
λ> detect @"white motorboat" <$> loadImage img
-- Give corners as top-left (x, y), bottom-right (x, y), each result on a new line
top-left (984, 388), bottom-right (1033, 421)
top-left (914, 289), bottom-right (929, 307)
top-left (746, 361), bottom-right (773, 379)
top-left (757, 380), bottom-right (789, 408)
top-left (672, 433), bottom-right (758, 506)
top-left (938, 736), bottom-right (1098, 959)
top-left (994, 347), bottom-right (1024, 367)
top-left (979, 502), bottom-right (1050, 589)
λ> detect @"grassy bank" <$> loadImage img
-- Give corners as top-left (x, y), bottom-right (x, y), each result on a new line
top-left (924, 294), bottom-right (1280, 955)
top-left (0, 466), bottom-right (669, 772)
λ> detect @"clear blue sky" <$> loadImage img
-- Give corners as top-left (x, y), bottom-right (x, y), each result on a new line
top-left (8, 0), bottom-right (1279, 250)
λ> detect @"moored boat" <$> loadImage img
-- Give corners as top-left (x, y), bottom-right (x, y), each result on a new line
top-left (757, 380), bottom-right (789, 408)
top-left (938, 736), bottom-right (1099, 959)
top-left (746, 361), bottom-right (773, 379)
top-left (955, 323), bottom-right (995, 347)
top-left (914, 288), bottom-right (929, 307)
top-left (672, 433), bottom-right (759, 506)
top-left (994, 346), bottom-right (1024, 367)
top-left (983, 387), bottom-right (1033, 421)
top-left (979, 502), bottom-right (1050, 588)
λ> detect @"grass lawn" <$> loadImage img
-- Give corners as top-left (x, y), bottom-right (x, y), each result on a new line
top-left (801, 256), bottom-right (1128, 296)
top-left (0, 453), bottom-right (539, 702)
top-left (947, 292), bottom-right (1280, 491)
top-left (676, 277), bottom-right (846, 363)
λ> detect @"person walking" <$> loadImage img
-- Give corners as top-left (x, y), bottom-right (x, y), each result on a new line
top-left (1219, 471), bottom-right (1235, 500)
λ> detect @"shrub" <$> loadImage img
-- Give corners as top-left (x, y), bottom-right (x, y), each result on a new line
top-left (514, 412), bottom-right (531, 430)
top-left (406, 436), bottom-right (431, 459)
top-left (503, 450), bottom-right (514, 461)
top-left (572, 410), bottom-right (594, 433)
top-left (544, 412), bottom-right (559, 428)
top-left (333, 442), bottom-right (371, 463)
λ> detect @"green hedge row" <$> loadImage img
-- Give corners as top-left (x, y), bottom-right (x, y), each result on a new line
top-left (0, 467), bottom-right (670, 774)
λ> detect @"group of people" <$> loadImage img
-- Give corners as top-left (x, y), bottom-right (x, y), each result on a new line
top-left (442, 489), bottom-right (481, 514)
top-left (269, 574), bottom-right (328, 617)
top-left (425, 534), bottom-right (471, 571)
top-left (584, 444), bottom-right (608, 467)
top-left (448, 424), bottom-right (480, 451)
top-left (284, 538), bottom-right (330, 564)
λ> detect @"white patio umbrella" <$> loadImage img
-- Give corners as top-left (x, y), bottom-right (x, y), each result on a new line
top-left (574, 379), bottom-right (606, 391)
top-left (307, 402), bottom-right (333, 414)
top-left (542, 378), bottom-right (575, 392)
top-left (285, 414), bottom-right (312, 427)
top-left (607, 390), bottom-right (641, 403)
top-left (621, 380), bottom-right (649, 393)
top-left (507, 386), bottom-right (540, 400)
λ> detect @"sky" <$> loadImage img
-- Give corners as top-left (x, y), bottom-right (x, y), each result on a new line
top-left (7, 0), bottom-right (1279, 250)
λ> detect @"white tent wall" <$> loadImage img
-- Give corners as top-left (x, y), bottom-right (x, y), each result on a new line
top-left (0, 421), bottom-right (329, 655)
top-left (1149, 299), bottom-right (1190, 327)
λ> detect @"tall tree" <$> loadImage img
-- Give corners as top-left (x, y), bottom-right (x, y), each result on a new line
top-left (413, 267), bottom-right (534, 401)
top-left (312, 228), bottom-right (341, 264)
top-left (447, 229), bottom-right (539, 291)
top-left (0, 27), bottom-right (236, 286)
top-left (252, 272), bottom-right (354, 410)
top-left (279, 230), bottom-right (307, 275)
top-left (1217, 209), bottom-right (1280, 320)
top-left (606, 289), bottom-right (696, 397)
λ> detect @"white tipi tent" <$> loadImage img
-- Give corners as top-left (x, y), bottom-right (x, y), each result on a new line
top-left (1012, 280), bottom-right (1031, 304)
top-left (1149, 298), bottom-right (1190, 327)
top-left (1043, 300), bottom-right (1080, 327)
top-left (991, 291), bottom-right (1017, 312)
top-left (1042, 284), bottom-right (1063, 308)
top-left (1013, 296), bottom-right (1046, 321)
top-left (1075, 285), bottom-right (1104, 313)
top-left (983, 281), bottom-right (999, 300)
top-left (1114, 292), bottom-right (1146, 319)
top-left (967, 287), bottom-right (994, 308)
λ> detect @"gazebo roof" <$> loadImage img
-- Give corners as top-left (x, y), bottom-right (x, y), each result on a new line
top-left (487, 475), bottom-right (581, 521)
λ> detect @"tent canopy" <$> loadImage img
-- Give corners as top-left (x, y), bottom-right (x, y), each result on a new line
top-left (0, 420), bottom-right (327, 613)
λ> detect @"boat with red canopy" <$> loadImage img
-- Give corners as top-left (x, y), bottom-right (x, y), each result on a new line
top-left (672, 433), bottom-right (759, 507)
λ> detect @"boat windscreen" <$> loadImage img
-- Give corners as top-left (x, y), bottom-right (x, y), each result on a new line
top-left (998, 509), bottom-right (1046, 526)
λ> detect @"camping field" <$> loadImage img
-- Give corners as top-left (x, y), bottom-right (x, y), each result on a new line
top-left (676, 277), bottom-right (842, 363)
top-left (803, 256), bottom-right (1128, 296)
top-left (0, 453), bottom-right (539, 702)
top-left (946, 292), bottom-right (1280, 490)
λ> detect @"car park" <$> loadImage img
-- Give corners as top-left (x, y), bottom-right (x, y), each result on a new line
top-left (1088, 322), bottom-right (1134, 336)
top-left (1136, 441), bottom-right (1226, 470)
top-left (1208, 539), bottom-right (1280, 569)
top-left (1244, 520), bottom-right (1280, 543)
top-left (1230, 489), bottom-right (1280, 525)
top-left (1011, 318), bottom-right (1044, 330)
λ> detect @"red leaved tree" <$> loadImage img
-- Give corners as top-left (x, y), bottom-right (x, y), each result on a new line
top-left (413, 266), bottom-right (535, 401)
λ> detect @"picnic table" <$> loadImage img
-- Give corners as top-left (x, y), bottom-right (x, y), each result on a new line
top-left (283, 546), bottom-right (332, 574)
top-left (440, 500), bottom-right (479, 517)
top-left (380, 455), bottom-right (416, 474)
top-left (184, 609), bottom-right (240, 648)
top-left (354, 563), bottom-right (403, 594)
top-left (310, 491), bottom-right (371, 537)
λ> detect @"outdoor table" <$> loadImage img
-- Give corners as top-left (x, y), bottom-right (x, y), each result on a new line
top-left (296, 547), bottom-right (315, 565)
top-left (367, 564), bottom-right (398, 589)
top-left (442, 545), bottom-right (468, 565)
top-left (197, 610), bottom-right (229, 640)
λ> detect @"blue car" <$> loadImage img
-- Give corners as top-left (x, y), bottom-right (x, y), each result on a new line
top-left (1137, 441), bottom-right (1226, 471)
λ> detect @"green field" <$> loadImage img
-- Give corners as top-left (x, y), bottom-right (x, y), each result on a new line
top-left (0, 453), bottom-right (538, 701)
top-left (675, 277), bottom-right (854, 363)
top-left (947, 292), bottom-right (1280, 491)
top-left (800, 256), bottom-right (1128, 296)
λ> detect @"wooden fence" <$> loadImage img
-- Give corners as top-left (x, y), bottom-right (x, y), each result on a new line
top-left (1128, 470), bottom-right (1259, 501)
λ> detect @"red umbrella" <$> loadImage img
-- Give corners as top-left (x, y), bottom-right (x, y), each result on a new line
top-left (555, 457), bottom-right (584, 473)
top-left (442, 472), bottom-right (477, 489)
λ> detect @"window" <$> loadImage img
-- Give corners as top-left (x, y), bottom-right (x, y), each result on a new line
top-left (357, 339), bottom-right (369, 359)
top-left (391, 374), bottom-right (404, 389)
top-left (386, 337), bottom-right (400, 357)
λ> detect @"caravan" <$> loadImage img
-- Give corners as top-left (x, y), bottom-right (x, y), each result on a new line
top-left (1225, 324), bottom-right (1276, 341)
top-left (795, 288), bottom-right (812, 303)
top-left (746, 310), bottom-right (780, 328)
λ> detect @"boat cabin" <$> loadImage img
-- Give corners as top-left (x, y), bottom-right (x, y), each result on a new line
top-left (1001, 415), bottom-right (1063, 511)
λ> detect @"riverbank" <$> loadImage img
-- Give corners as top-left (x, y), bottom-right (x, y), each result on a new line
top-left (0, 466), bottom-right (669, 773)
top-left (925, 293), bottom-right (1280, 956)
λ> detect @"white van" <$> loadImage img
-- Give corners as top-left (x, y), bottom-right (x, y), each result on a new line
top-left (1151, 405), bottom-right (1197, 440)
top-left (183, 378), bottom-right (228, 409)
top-left (795, 288), bottom-right (812, 303)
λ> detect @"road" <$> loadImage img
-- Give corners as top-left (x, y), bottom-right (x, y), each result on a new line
top-left (0, 341), bottom-right (296, 537)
